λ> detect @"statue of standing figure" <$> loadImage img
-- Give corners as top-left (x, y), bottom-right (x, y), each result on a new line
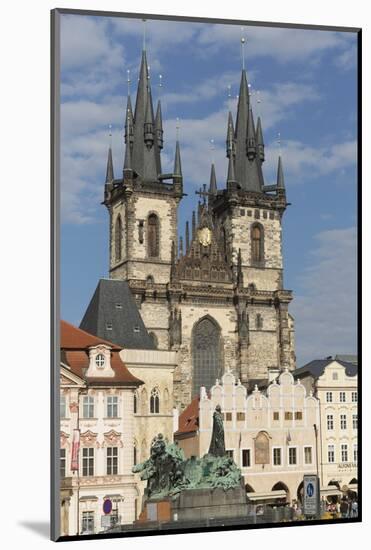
top-left (208, 405), bottom-right (226, 457)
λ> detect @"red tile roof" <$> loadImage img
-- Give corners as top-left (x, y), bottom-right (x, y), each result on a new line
top-left (61, 321), bottom-right (143, 387)
top-left (174, 396), bottom-right (200, 436)
top-left (61, 320), bottom-right (121, 350)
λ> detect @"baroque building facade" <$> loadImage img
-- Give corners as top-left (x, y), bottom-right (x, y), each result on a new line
top-left (174, 369), bottom-right (319, 506)
top-left (102, 44), bottom-right (295, 410)
top-left (60, 321), bottom-right (143, 535)
top-left (294, 357), bottom-right (358, 499)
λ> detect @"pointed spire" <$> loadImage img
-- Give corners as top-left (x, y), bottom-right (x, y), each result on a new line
top-left (209, 163), bottom-right (217, 195)
top-left (256, 116), bottom-right (265, 162)
top-left (227, 155), bottom-right (237, 186)
top-left (226, 112), bottom-right (235, 158)
top-left (277, 156), bottom-right (285, 190)
top-left (192, 211), bottom-right (196, 239)
top-left (124, 95), bottom-right (134, 146)
top-left (105, 145), bottom-right (114, 183)
top-left (155, 100), bottom-right (163, 149)
top-left (144, 89), bottom-right (154, 148)
top-left (105, 126), bottom-right (114, 183)
top-left (246, 108), bottom-right (256, 160)
top-left (174, 140), bottom-right (182, 177)
top-left (185, 221), bottom-right (190, 252)
top-left (132, 49), bottom-right (157, 181)
top-left (123, 140), bottom-right (132, 176)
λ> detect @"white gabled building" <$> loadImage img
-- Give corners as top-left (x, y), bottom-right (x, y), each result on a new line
top-left (294, 357), bottom-right (358, 500)
top-left (175, 369), bottom-right (320, 505)
top-left (60, 321), bottom-right (143, 537)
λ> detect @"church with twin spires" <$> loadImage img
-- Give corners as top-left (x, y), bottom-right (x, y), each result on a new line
top-left (80, 42), bottom-right (296, 411)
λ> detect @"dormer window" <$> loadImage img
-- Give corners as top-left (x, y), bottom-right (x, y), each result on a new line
top-left (95, 354), bottom-right (105, 368)
top-left (134, 326), bottom-right (140, 333)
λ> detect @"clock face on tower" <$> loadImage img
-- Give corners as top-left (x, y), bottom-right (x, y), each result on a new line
top-left (197, 227), bottom-right (212, 247)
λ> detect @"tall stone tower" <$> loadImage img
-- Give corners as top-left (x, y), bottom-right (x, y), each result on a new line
top-left (100, 43), bottom-right (295, 411)
top-left (104, 49), bottom-right (182, 286)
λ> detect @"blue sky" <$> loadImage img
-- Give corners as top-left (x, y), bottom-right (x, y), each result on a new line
top-left (60, 14), bottom-right (357, 366)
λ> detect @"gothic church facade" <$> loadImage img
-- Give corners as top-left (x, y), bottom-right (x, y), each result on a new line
top-left (101, 47), bottom-right (295, 410)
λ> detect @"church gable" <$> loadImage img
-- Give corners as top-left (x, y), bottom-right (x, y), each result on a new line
top-left (174, 201), bottom-right (232, 285)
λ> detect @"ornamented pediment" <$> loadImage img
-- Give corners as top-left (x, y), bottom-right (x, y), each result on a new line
top-left (60, 431), bottom-right (70, 448)
top-left (103, 429), bottom-right (123, 448)
top-left (80, 430), bottom-right (98, 447)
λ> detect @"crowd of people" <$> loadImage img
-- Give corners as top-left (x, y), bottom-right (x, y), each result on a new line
top-left (326, 497), bottom-right (358, 519)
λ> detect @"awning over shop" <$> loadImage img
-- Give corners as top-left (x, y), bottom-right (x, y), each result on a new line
top-left (348, 484), bottom-right (358, 492)
top-left (247, 490), bottom-right (287, 501)
top-left (320, 487), bottom-right (342, 497)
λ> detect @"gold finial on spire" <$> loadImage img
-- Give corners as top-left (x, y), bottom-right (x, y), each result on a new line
top-left (240, 27), bottom-right (246, 71)
top-left (176, 117), bottom-right (180, 140)
top-left (108, 124), bottom-right (112, 147)
top-left (127, 69), bottom-right (131, 96)
top-left (142, 18), bottom-right (147, 50)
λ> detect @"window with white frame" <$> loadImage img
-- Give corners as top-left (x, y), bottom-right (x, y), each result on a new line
top-left (327, 414), bottom-right (334, 430)
top-left (83, 395), bottom-right (94, 418)
top-left (304, 446), bottom-right (313, 464)
top-left (341, 444), bottom-right (348, 462)
top-left (339, 391), bottom-right (346, 403)
top-left (332, 372), bottom-right (338, 380)
top-left (288, 447), bottom-right (297, 465)
top-left (81, 511), bottom-right (94, 534)
top-left (60, 394), bottom-right (67, 418)
top-left (82, 447), bottom-right (94, 476)
top-left (340, 414), bottom-right (347, 430)
top-left (107, 447), bottom-right (118, 475)
top-left (353, 444), bottom-right (358, 462)
top-left (241, 449), bottom-right (251, 468)
top-left (273, 447), bottom-right (282, 466)
top-left (328, 444), bottom-right (335, 463)
top-left (353, 414), bottom-right (358, 430)
top-left (326, 392), bottom-right (333, 403)
top-left (352, 391), bottom-right (358, 403)
top-left (60, 448), bottom-right (66, 477)
top-left (95, 353), bottom-right (105, 367)
top-left (107, 396), bottom-right (118, 418)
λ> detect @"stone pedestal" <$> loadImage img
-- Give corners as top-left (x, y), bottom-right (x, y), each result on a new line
top-left (137, 483), bottom-right (249, 525)
top-left (172, 485), bottom-right (249, 522)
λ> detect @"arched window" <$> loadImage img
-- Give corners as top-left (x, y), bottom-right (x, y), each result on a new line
top-left (254, 431), bottom-right (270, 464)
top-left (251, 223), bottom-right (264, 264)
top-left (192, 317), bottom-right (222, 397)
top-left (150, 387), bottom-right (160, 414)
top-left (146, 275), bottom-right (154, 287)
top-left (115, 215), bottom-right (122, 262)
top-left (147, 214), bottom-right (159, 258)
top-left (133, 441), bottom-right (137, 465)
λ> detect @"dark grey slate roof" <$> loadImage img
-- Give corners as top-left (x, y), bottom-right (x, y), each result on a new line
top-left (79, 279), bottom-right (156, 350)
top-left (335, 354), bottom-right (358, 365)
top-left (294, 358), bottom-right (357, 379)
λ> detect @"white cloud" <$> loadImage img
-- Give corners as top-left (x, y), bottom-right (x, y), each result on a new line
top-left (291, 227), bottom-right (357, 365)
top-left (263, 139), bottom-right (357, 185)
top-left (197, 25), bottom-right (352, 63)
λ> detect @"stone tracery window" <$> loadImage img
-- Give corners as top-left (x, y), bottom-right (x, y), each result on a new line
top-left (251, 223), bottom-right (264, 264)
top-left (150, 387), bottom-right (160, 414)
top-left (192, 317), bottom-right (222, 396)
top-left (115, 215), bottom-right (122, 262)
top-left (147, 213), bottom-right (159, 258)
